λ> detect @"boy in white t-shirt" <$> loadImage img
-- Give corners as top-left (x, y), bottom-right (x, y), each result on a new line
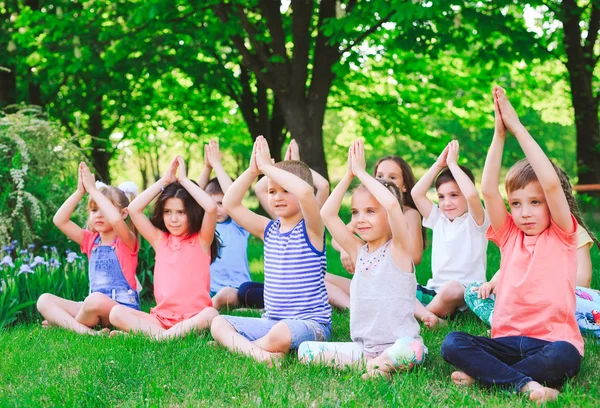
top-left (411, 140), bottom-right (490, 327)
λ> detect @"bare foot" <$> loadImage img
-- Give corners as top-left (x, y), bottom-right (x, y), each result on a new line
top-left (421, 313), bottom-right (446, 329)
top-left (362, 368), bottom-right (392, 380)
top-left (451, 371), bottom-right (474, 386)
top-left (109, 330), bottom-right (128, 338)
top-left (529, 387), bottom-right (560, 403)
top-left (256, 350), bottom-right (284, 368)
top-left (41, 320), bottom-right (49, 328)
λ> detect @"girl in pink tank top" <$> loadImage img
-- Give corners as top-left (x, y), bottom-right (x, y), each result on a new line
top-left (109, 156), bottom-right (220, 340)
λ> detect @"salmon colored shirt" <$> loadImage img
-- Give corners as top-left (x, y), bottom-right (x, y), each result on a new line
top-left (150, 232), bottom-right (212, 324)
top-left (488, 214), bottom-right (584, 356)
top-left (81, 230), bottom-right (139, 290)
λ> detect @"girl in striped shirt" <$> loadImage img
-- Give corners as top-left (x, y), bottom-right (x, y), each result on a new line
top-left (211, 136), bottom-right (331, 365)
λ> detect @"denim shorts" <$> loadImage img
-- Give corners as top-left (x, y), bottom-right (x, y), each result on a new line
top-left (222, 315), bottom-right (332, 349)
top-left (91, 287), bottom-right (140, 310)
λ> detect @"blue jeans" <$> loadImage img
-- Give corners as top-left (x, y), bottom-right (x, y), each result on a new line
top-left (441, 332), bottom-right (582, 392)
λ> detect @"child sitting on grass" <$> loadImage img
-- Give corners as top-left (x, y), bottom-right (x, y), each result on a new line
top-left (411, 140), bottom-right (490, 327)
top-left (37, 163), bottom-right (140, 334)
top-left (211, 136), bottom-right (331, 365)
top-left (441, 87), bottom-right (583, 403)
top-left (198, 139), bottom-right (260, 309)
top-left (109, 156), bottom-right (219, 340)
top-left (298, 139), bottom-right (426, 379)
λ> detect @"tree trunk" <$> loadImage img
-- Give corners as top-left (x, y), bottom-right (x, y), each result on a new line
top-left (561, 0), bottom-right (600, 196)
top-left (0, 67), bottom-right (16, 108)
top-left (88, 96), bottom-right (112, 183)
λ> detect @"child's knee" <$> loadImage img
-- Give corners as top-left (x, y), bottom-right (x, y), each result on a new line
top-left (440, 281), bottom-right (466, 302)
top-left (210, 315), bottom-right (233, 338)
top-left (108, 305), bottom-right (127, 326)
top-left (36, 293), bottom-right (55, 313)
top-left (544, 341), bottom-right (582, 376)
top-left (441, 331), bottom-right (468, 361)
top-left (82, 292), bottom-right (111, 313)
top-left (387, 337), bottom-right (426, 368)
top-left (262, 322), bottom-right (292, 352)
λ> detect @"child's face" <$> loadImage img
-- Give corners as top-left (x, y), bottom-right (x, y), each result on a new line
top-left (436, 181), bottom-right (468, 221)
top-left (210, 193), bottom-right (229, 223)
top-left (163, 198), bottom-right (190, 237)
top-left (89, 205), bottom-right (111, 233)
top-left (508, 181), bottom-right (551, 236)
top-left (268, 179), bottom-right (301, 219)
top-left (375, 160), bottom-right (406, 192)
top-left (351, 189), bottom-right (392, 243)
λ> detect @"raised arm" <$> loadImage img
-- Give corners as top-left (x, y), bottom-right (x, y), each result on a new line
top-left (411, 145), bottom-right (449, 220)
top-left (321, 146), bottom-right (364, 261)
top-left (197, 143), bottom-right (212, 189)
top-left (53, 162), bottom-right (86, 245)
top-left (496, 87), bottom-right (573, 233)
top-left (352, 140), bottom-right (413, 271)
top-left (222, 142), bottom-right (271, 240)
top-left (176, 156), bottom-right (218, 250)
top-left (255, 136), bottom-right (324, 247)
top-left (205, 139), bottom-right (233, 193)
top-left (128, 157), bottom-right (179, 248)
top-left (446, 140), bottom-right (486, 226)
top-left (481, 88), bottom-right (509, 231)
top-left (80, 163), bottom-right (136, 251)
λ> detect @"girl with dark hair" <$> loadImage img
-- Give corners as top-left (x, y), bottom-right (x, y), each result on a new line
top-left (326, 155), bottom-right (426, 309)
top-left (109, 156), bottom-right (220, 340)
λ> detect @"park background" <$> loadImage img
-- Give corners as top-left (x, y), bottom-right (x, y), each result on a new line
top-left (1, 0), bottom-right (600, 406)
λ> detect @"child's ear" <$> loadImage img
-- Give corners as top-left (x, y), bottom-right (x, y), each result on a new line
top-left (121, 208), bottom-right (128, 220)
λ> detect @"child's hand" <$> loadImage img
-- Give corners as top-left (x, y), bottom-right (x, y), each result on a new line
top-left (345, 145), bottom-right (354, 178)
top-left (493, 87), bottom-right (507, 138)
top-left (435, 144), bottom-right (449, 168)
top-left (249, 140), bottom-right (260, 175)
top-left (350, 139), bottom-right (367, 175)
top-left (255, 136), bottom-right (273, 172)
top-left (205, 139), bottom-right (222, 168)
top-left (163, 157), bottom-right (179, 185)
top-left (284, 139), bottom-right (300, 161)
top-left (77, 162), bottom-right (86, 195)
top-left (80, 162), bottom-right (97, 192)
top-left (203, 144), bottom-right (212, 170)
top-left (494, 86), bottom-right (521, 134)
top-left (446, 140), bottom-right (459, 167)
top-left (476, 281), bottom-right (496, 299)
top-left (176, 156), bottom-right (188, 182)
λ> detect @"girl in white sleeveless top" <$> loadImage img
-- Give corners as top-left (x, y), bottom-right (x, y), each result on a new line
top-left (298, 139), bottom-right (427, 378)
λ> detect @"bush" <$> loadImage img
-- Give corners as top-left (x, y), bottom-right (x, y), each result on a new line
top-left (0, 240), bottom-right (88, 328)
top-left (0, 106), bottom-right (85, 247)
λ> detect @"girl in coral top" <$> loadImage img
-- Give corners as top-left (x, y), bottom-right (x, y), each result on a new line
top-left (110, 156), bottom-right (219, 340)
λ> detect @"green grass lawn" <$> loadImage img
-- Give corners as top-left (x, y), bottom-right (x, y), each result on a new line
top-left (1, 233), bottom-right (599, 406)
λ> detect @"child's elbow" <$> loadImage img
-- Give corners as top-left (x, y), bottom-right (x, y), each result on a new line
top-left (52, 214), bottom-right (60, 226)
top-left (204, 202), bottom-right (217, 214)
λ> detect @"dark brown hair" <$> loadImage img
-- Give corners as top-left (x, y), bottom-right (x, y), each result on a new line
top-left (150, 181), bottom-right (221, 262)
top-left (353, 179), bottom-right (404, 209)
top-left (205, 178), bottom-right (223, 195)
top-left (374, 156), bottom-right (427, 249)
top-left (435, 165), bottom-right (475, 190)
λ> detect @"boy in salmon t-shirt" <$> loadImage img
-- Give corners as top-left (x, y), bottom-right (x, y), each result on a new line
top-left (441, 87), bottom-right (583, 404)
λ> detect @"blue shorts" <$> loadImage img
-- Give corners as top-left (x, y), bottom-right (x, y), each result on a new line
top-left (222, 315), bottom-right (332, 349)
top-left (91, 287), bottom-right (140, 310)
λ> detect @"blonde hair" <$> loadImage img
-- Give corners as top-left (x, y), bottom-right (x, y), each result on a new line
top-left (87, 186), bottom-right (136, 235)
top-left (273, 160), bottom-right (314, 188)
top-left (505, 159), bottom-right (599, 248)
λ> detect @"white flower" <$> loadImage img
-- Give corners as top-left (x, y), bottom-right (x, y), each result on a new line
top-left (18, 264), bottom-right (34, 274)
top-left (30, 256), bottom-right (48, 267)
top-left (0, 255), bottom-right (14, 267)
top-left (66, 252), bottom-right (80, 263)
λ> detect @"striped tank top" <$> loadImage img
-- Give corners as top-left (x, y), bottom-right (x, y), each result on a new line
top-left (262, 219), bottom-right (331, 325)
